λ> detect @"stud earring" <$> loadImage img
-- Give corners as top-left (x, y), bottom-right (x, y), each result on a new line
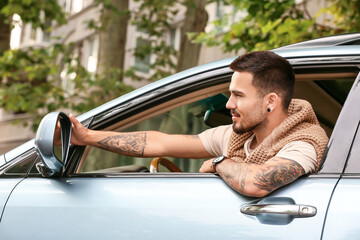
top-left (267, 108), bottom-right (271, 112)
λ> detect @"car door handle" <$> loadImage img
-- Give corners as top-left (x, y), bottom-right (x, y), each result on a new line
top-left (240, 203), bottom-right (317, 217)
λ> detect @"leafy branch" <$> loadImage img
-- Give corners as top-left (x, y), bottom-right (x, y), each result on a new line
top-left (192, 0), bottom-right (360, 53)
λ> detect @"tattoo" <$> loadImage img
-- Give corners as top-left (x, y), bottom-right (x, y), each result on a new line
top-left (97, 132), bottom-right (147, 156)
top-left (254, 158), bottom-right (305, 192)
top-left (240, 166), bottom-right (250, 192)
top-left (219, 163), bottom-right (253, 193)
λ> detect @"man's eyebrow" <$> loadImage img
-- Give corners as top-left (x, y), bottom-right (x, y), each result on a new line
top-left (230, 90), bottom-right (245, 95)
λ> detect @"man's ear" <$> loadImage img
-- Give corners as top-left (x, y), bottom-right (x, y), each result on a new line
top-left (265, 93), bottom-right (280, 112)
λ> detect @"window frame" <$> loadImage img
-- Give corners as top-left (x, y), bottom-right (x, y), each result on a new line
top-left (64, 61), bottom-right (360, 177)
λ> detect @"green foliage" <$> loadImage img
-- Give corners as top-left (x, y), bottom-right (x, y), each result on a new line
top-left (132, 0), bottom-right (179, 37)
top-left (0, 0), bottom-right (66, 30)
top-left (127, 0), bottom-right (179, 81)
top-left (193, 0), bottom-right (359, 53)
top-left (0, 0), bottom-right (182, 132)
top-left (0, 45), bottom-right (133, 131)
top-left (73, 68), bottom-right (134, 113)
top-left (3, 0), bottom-right (358, 133)
top-left (0, 0), bottom-right (135, 131)
top-left (0, 45), bottom-right (66, 130)
top-left (324, 0), bottom-right (360, 33)
top-left (86, 0), bottom-right (131, 31)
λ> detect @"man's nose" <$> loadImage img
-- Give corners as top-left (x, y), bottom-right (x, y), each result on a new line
top-left (226, 96), bottom-right (235, 110)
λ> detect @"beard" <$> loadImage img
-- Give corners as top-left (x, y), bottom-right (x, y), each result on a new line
top-left (232, 120), bottom-right (263, 134)
top-left (231, 108), bottom-right (268, 135)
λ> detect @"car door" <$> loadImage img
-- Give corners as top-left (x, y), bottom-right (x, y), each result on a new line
top-left (0, 169), bottom-right (338, 240)
top-left (0, 147), bottom-right (37, 222)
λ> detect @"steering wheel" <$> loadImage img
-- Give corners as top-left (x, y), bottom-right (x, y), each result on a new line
top-left (150, 157), bottom-right (183, 173)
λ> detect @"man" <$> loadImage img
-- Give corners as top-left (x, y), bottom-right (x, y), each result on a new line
top-left (67, 51), bottom-right (328, 197)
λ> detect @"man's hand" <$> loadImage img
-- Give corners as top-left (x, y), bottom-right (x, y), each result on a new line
top-left (54, 120), bottom-right (62, 146)
top-left (54, 113), bottom-right (90, 146)
top-left (68, 114), bottom-right (89, 146)
top-left (199, 159), bottom-right (215, 173)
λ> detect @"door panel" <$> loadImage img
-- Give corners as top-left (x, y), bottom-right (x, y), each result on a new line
top-left (0, 179), bottom-right (23, 221)
top-left (322, 177), bottom-right (360, 239)
top-left (1, 175), bottom-right (337, 239)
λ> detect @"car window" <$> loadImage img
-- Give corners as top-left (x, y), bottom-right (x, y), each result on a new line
top-left (0, 150), bottom-right (37, 177)
top-left (79, 92), bottom-right (230, 173)
top-left (27, 156), bottom-right (43, 177)
top-left (293, 76), bottom-right (355, 137)
top-left (75, 69), bottom-right (357, 175)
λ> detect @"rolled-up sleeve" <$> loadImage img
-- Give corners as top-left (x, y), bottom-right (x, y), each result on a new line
top-left (276, 141), bottom-right (317, 174)
top-left (198, 125), bottom-right (232, 157)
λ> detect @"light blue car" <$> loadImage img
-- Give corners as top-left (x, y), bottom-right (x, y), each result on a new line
top-left (1, 33), bottom-right (360, 239)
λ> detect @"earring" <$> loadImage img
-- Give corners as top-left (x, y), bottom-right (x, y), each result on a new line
top-left (267, 108), bottom-right (271, 112)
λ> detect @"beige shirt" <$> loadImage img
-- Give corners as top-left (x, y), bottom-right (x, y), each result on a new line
top-left (198, 125), bottom-right (317, 173)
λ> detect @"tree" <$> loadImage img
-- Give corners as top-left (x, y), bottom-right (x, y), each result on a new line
top-left (0, 0), bottom-right (69, 130)
top-left (0, 0), bottom-right (66, 53)
top-left (193, 0), bottom-right (360, 53)
top-left (93, 0), bottom-right (130, 81)
top-left (128, 0), bottom-right (179, 81)
top-left (177, 0), bottom-right (208, 72)
top-left (0, 1), bottom-right (10, 54)
top-left (128, 0), bottom-right (208, 79)
top-left (0, 0), bottom-right (134, 130)
top-left (4, 0), bottom-right (357, 133)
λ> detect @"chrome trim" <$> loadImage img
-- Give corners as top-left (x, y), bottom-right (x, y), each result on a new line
top-left (289, 56), bottom-right (360, 66)
top-left (72, 172), bottom-right (219, 178)
top-left (240, 204), bottom-right (317, 217)
top-left (274, 46), bottom-right (360, 59)
top-left (0, 154), bottom-right (5, 167)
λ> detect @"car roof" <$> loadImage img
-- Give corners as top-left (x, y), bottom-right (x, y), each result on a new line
top-left (274, 45), bottom-right (360, 59)
top-left (275, 32), bottom-right (360, 50)
top-left (3, 33), bottom-right (360, 162)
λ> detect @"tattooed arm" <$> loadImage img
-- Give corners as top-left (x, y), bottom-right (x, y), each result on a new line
top-left (200, 157), bottom-right (305, 197)
top-left (68, 114), bottom-right (211, 159)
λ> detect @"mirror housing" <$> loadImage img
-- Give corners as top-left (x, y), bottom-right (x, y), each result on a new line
top-left (35, 112), bottom-right (72, 177)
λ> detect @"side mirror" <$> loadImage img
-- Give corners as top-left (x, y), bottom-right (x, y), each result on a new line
top-left (35, 112), bottom-right (72, 177)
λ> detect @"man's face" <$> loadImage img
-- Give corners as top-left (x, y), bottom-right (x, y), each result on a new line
top-left (226, 71), bottom-right (267, 134)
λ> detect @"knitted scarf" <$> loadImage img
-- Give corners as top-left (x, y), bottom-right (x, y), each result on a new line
top-left (227, 99), bottom-right (329, 173)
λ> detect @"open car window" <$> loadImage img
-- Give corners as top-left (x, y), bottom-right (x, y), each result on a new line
top-left (77, 84), bottom-right (230, 174)
top-left (75, 70), bottom-right (357, 175)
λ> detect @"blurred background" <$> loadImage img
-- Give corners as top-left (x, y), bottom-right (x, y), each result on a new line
top-left (0, 0), bottom-right (358, 154)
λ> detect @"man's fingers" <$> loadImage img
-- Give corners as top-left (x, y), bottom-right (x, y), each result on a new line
top-left (199, 159), bottom-right (214, 173)
top-left (69, 113), bottom-right (80, 129)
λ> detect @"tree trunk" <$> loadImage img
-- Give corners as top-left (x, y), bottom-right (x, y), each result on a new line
top-left (97, 0), bottom-right (129, 80)
top-left (177, 0), bottom-right (208, 72)
top-left (0, 13), bottom-right (11, 55)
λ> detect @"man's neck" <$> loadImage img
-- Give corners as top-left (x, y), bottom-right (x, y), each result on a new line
top-left (252, 109), bottom-right (289, 149)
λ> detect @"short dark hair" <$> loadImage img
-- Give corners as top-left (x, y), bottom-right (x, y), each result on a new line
top-left (229, 51), bottom-right (295, 110)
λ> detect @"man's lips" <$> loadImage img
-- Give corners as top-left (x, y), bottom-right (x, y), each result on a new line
top-left (232, 115), bottom-right (239, 121)
top-left (230, 111), bottom-right (240, 120)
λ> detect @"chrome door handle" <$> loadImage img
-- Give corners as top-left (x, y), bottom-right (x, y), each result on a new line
top-left (240, 204), bottom-right (316, 217)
